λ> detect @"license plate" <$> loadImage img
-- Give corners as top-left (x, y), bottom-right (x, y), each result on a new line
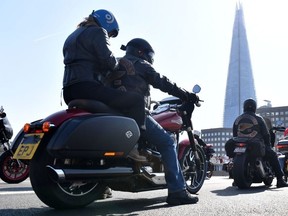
top-left (13, 133), bottom-right (44, 159)
top-left (234, 147), bottom-right (246, 153)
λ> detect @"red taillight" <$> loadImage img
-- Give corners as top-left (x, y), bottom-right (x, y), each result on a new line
top-left (236, 143), bottom-right (246, 147)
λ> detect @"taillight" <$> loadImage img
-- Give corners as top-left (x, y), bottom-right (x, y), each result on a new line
top-left (236, 142), bottom-right (246, 147)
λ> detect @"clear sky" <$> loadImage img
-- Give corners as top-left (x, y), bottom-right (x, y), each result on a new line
top-left (1, 0), bottom-right (288, 138)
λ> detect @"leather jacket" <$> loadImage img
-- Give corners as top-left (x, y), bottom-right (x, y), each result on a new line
top-left (233, 111), bottom-right (271, 146)
top-left (63, 25), bottom-right (118, 87)
top-left (112, 54), bottom-right (188, 103)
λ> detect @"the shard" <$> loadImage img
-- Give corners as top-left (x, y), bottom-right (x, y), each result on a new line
top-left (223, 2), bottom-right (256, 128)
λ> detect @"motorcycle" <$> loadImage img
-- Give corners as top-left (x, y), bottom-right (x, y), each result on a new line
top-left (0, 107), bottom-right (29, 183)
top-left (276, 128), bottom-right (288, 181)
top-left (225, 126), bottom-right (287, 186)
top-left (229, 136), bottom-right (274, 189)
top-left (12, 85), bottom-right (206, 209)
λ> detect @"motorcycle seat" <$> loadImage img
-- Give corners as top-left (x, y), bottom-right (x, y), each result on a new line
top-left (68, 99), bottom-right (120, 114)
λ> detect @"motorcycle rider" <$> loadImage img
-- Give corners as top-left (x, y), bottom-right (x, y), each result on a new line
top-left (62, 9), bottom-right (146, 132)
top-left (110, 38), bottom-right (199, 205)
top-left (233, 98), bottom-right (288, 188)
top-left (62, 9), bottom-right (148, 199)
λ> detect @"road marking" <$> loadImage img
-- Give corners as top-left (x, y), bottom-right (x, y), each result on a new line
top-left (0, 191), bottom-right (34, 195)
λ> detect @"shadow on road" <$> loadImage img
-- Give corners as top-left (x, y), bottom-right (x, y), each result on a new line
top-left (211, 184), bottom-right (277, 197)
top-left (0, 196), bottom-right (171, 216)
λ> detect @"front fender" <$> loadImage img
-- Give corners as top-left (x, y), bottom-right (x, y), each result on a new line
top-left (178, 138), bottom-right (199, 159)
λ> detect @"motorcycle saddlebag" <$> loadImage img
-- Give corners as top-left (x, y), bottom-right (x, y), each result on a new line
top-left (46, 115), bottom-right (140, 159)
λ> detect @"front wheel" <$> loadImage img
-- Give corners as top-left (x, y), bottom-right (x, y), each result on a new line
top-left (0, 150), bottom-right (29, 184)
top-left (179, 144), bottom-right (206, 194)
top-left (29, 148), bottom-right (107, 209)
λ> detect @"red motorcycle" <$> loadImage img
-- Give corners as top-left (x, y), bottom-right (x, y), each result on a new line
top-left (0, 107), bottom-right (29, 183)
top-left (12, 85), bottom-right (206, 209)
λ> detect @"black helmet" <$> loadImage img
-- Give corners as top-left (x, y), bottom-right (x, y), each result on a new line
top-left (91, 9), bottom-right (119, 38)
top-left (121, 38), bottom-right (155, 64)
top-left (243, 98), bottom-right (257, 113)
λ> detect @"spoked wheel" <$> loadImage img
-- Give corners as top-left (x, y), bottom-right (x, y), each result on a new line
top-left (179, 144), bottom-right (206, 194)
top-left (0, 150), bottom-right (29, 184)
top-left (29, 148), bottom-right (107, 209)
top-left (233, 154), bottom-right (253, 189)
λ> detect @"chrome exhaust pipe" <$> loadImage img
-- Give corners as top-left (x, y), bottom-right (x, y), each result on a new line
top-left (46, 165), bottom-right (134, 182)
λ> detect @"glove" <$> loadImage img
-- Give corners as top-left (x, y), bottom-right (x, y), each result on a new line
top-left (187, 92), bottom-right (199, 103)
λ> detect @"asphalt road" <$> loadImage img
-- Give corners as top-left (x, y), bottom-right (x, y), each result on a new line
top-left (0, 176), bottom-right (288, 216)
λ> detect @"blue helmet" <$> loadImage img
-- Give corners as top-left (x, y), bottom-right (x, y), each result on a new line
top-left (91, 9), bottom-right (119, 37)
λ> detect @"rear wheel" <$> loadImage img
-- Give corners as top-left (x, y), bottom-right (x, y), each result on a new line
top-left (233, 154), bottom-right (253, 189)
top-left (179, 144), bottom-right (206, 194)
top-left (0, 151), bottom-right (29, 184)
top-left (29, 148), bottom-right (107, 209)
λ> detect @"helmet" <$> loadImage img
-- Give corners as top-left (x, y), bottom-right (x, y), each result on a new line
top-left (91, 9), bottom-right (119, 37)
top-left (243, 98), bottom-right (257, 113)
top-left (121, 38), bottom-right (155, 64)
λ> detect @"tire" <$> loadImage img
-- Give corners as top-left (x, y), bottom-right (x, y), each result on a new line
top-left (206, 162), bottom-right (214, 178)
top-left (233, 154), bottom-right (253, 189)
top-left (179, 144), bottom-right (206, 194)
top-left (29, 147), bottom-right (107, 209)
top-left (0, 151), bottom-right (29, 184)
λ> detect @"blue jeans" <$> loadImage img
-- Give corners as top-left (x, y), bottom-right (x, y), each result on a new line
top-left (141, 116), bottom-right (186, 193)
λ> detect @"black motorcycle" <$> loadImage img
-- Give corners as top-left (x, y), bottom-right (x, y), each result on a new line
top-left (276, 130), bottom-right (288, 181)
top-left (0, 107), bottom-right (29, 183)
top-left (226, 136), bottom-right (274, 189)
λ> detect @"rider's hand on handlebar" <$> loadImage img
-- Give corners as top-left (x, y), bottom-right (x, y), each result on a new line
top-left (187, 93), bottom-right (199, 103)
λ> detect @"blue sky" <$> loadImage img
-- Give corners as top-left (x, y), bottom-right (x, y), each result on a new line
top-left (1, 0), bottom-right (288, 137)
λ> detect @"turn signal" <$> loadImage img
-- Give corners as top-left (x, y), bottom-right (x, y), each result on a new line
top-left (23, 123), bottom-right (30, 133)
top-left (42, 122), bottom-right (51, 132)
top-left (104, 152), bottom-right (124, 157)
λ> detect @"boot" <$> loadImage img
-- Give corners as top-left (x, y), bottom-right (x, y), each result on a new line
top-left (101, 187), bottom-right (112, 199)
top-left (127, 145), bottom-right (147, 162)
top-left (276, 177), bottom-right (288, 188)
top-left (166, 190), bottom-right (199, 205)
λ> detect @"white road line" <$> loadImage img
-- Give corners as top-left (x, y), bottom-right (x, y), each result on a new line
top-left (0, 191), bottom-right (34, 195)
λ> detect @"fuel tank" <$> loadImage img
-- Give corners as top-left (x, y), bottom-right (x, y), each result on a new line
top-left (47, 114), bottom-right (140, 159)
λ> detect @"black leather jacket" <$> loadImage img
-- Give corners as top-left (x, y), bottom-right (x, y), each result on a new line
top-left (233, 111), bottom-right (271, 146)
top-left (112, 54), bottom-right (188, 103)
top-left (63, 25), bottom-right (118, 87)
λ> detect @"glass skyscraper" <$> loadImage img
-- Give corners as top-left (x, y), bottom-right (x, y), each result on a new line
top-left (223, 2), bottom-right (256, 128)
